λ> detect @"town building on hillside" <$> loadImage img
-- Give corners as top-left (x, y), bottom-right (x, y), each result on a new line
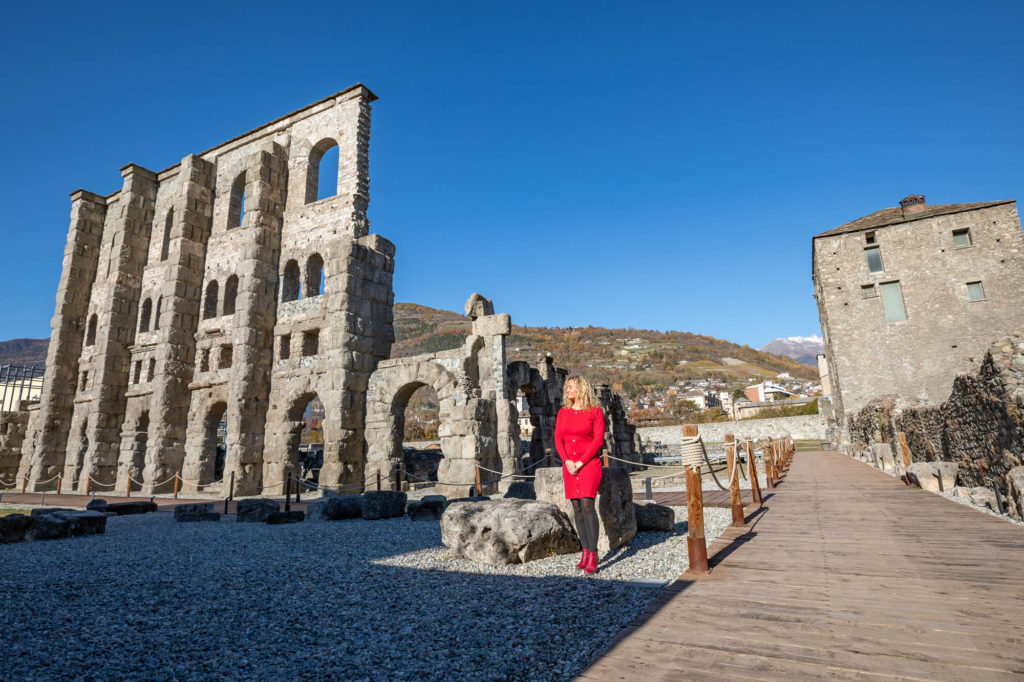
top-left (745, 381), bottom-right (793, 403)
top-left (812, 194), bottom-right (1024, 446)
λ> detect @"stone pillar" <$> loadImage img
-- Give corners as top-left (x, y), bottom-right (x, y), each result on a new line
top-left (81, 165), bottom-right (158, 492)
top-left (25, 190), bottom-right (107, 491)
top-left (338, 86), bottom-right (374, 238)
top-left (139, 155), bottom-right (215, 494)
top-left (225, 143), bottom-right (287, 496)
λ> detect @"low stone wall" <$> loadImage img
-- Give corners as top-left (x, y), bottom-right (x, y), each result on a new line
top-left (638, 414), bottom-right (827, 445)
top-left (0, 409), bottom-right (29, 482)
top-left (849, 330), bottom-right (1024, 493)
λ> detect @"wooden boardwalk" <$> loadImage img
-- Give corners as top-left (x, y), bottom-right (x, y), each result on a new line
top-left (582, 450), bottom-right (1024, 681)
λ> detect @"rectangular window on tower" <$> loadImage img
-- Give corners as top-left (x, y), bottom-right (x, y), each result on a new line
top-left (865, 247), bottom-right (883, 273)
top-left (953, 228), bottom-right (973, 249)
top-left (966, 281), bottom-right (985, 301)
top-left (879, 281), bottom-right (907, 321)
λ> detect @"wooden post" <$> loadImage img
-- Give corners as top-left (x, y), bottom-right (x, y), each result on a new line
top-left (898, 432), bottom-right (912, 484)
top-left (376, 470), bottom-right (381, 491)
top-left (397, 467), bottom-right (404, 492)
top-left (474, 463), bottom-right (482, 497)
top-left (173, 473), bottom-right (179, 500)
top-left (545, 449), bottom-right (553, 469)
top-left (682, 424), bottom-right (709, 575)
top-left (126, 475), bottom-right (131, 498)
top-left (285, 476), bottom-right (292, 512)
top-left (228, 471), bottom-right (235, 501)
top-left (21, 473), bottom-right (27, 494)
top-left (746, 438), bottom-right (762, 505)
top-left (764, 440), bottom-right (775, 489)
top-left (84, 474), bottom-right (91, 496)
top-left (295, 475), bottom-right (301, 503)
top-left (603, 452), bottom-right (610, 467)
top-left (725, 434), bottom-right (744, 526)
top-left (56, 473), bottom-right (62, 496)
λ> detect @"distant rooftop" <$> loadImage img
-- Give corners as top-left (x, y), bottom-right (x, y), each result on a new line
top-left (815, 195), bottom-right (1014, 240)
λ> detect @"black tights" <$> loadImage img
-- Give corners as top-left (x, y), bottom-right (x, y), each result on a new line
top-left (570, 497), bottom-right (598, 552)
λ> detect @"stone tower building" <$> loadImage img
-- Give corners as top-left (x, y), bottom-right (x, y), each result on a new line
top-left (18, 84), bottom-right (395, 496)
top-left (812, 194), bottom-right (1024, 444)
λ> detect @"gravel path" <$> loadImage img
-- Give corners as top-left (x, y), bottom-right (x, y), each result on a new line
top-left (0, 506), bottom-right (731, 681)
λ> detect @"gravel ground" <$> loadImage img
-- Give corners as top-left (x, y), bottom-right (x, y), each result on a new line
top-left (0, 506), bottom-right (731, 681)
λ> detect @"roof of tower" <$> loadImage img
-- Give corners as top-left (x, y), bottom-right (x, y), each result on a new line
top-left (814, 200), bottom-right (1014, 240)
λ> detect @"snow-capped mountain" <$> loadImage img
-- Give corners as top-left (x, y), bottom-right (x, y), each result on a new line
top-left (758, 335), bottom-right (824, 367)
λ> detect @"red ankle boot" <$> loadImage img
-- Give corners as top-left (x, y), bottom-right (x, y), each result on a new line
top-left (576, 549), bottom-right (589, 570)
top-left (584, 550), bottom-right (598, 574)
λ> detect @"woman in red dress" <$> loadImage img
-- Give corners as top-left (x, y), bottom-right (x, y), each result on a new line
top-left (554, 375), bottom-right (606, 574)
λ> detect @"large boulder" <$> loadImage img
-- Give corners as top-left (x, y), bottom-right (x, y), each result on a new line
top-left (0, 514), bottom-right (34, 544)
top-left (236, 499), bottom-right (279, 522)
top-left (445, 496), bottom-right (490, 508)
top-left (503, 481), bottom-right (536, 500)
top-left (634, 502), bottom-right (675, 531)
top-left (306, 496), bottom-right (362, 522)
top-left (362, 491), bottom-right (407, 520)
top-left (174, 503), bottom-right (221, 522)
top-left (870, 443), bottom-right (895, 473)
top-left (441, 499), bottom-right (578, 565)
top-left (535, 466), bottom-right (637, 554)
top-left (906, 462), bottom-right (959, 492)
top-left (1007, 466), bottom-right (1024, 520)
top-left (106, 501), bottom-right (158, 516)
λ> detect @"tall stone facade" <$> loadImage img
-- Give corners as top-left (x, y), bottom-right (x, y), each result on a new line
top-left (812, 195), bottom-right (1024, 446)
top-left (18, 84), bottom-right (395, 496)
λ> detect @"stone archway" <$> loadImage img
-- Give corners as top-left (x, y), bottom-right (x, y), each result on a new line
top-left (365, 355), bottom-right (490, 497)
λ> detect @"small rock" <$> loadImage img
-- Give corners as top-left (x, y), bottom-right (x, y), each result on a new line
top-left (307, 495), bottom-right (363, 521)
top-left (634, 502), bottom-right (675, 531)
top-left (85, 499), bottom-right (109, 512)
top-left (174, 503), bottom-right (221, 522)
top-left (236, 499), bottom-right (279, 523)
top-left (362, 491), bottom-right (407, 520)
top-left (265, 511), bottom-right (304, 524)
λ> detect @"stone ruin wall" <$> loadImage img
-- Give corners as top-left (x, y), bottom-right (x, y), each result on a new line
top-left (0, 407), bottom-right (30, 483)
top-left (848, 329), bottom-right (1024, 495)
top-left (18, 84), bottom-right (395, 496)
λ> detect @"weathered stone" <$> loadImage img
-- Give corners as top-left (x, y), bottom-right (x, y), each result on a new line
top-left (503, 481), bottom-right (536, 500)
top-left (906, 462), bottom-right (959, 492)
top-left (266, 510), bottom-right (305, 524)
top-left (634, 502), bottom-right (675, 532)
top-left (174, 503), bottom-right (220, 522)
top-left (105, 501), bottom-right (158, 516)
top-left (236, 499), bottom-right (280, 522)
top-left (28, 510), bottom-right (106, 539)
top-left (951, 486), bottom-right (973, 499)
top-left (306, 496), bottom-right (362, 521)
top-left (969, 486), bottom-right (999, 512)
top-left (30, 508), bottom-right (76, 518)
top-left (28, 513), bottom-right (71, 540)
top-left (870, 443), bottom-right (895, 472)
top-left (1007, 466), bottom-right (1024, 520)
top-left (362, 490), bottom-right (407, 520)
top-left (445, 495), bottom-right (490, 508)
top-left (408, 496), bottom-right (445, 521)
top-left (0, 514), bottom-right (34, 544)
top-left (534, 466), bottom-right (637, 554)
top-left (85, 499), bottom-right (109, 512)
top-left (464, 293), bottom-right (494, 319)
top-left (440, 499), bottom-right (578, 565)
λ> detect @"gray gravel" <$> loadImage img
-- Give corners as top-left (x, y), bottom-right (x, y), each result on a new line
top-left (0, 506), bottom-right (731, 681)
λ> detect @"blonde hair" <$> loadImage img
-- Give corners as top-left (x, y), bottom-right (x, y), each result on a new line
top-left (562, 375), bottom-right (602, 410)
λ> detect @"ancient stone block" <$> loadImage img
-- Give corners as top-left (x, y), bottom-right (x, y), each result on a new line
top-left (306, 496), bottom-right (362, 521)
top-left (503, 481), bottom-right (536, 500)
top-left (1007, 466), bottom-right (1024, 520)
top-left (0, 514), bottom-right (34, 544)
top-left (634, 502), bottom-right (675, 532)
top-left (969, 486), bottom-right (999, 512)
top-left (407, 496), bottom-right (445, 521)
top-left (237, 499), bottom-right (279, 522)
top-left (362, 490), bottom-right (407, 520)
top-left (534, 466), bottom-right (637, 554)
top-left (106, 501), bottom-right (158, 516)
top-left (174, 503), bottom-right (220, 522)
top-left (440, 499), bottom-right (578, 565)
top-left (906, 462), bottom-right (959, 492)
top-left (266, 511), bottom-right (304, 524)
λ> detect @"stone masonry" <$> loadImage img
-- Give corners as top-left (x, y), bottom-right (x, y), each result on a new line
top-left (18, 85), bottom-right (396, 496)
top-left (812, 195), bottom-right (1024, 446)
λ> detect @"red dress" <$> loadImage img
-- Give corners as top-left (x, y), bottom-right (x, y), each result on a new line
top-left (555, 407), bottom-right (606, 498)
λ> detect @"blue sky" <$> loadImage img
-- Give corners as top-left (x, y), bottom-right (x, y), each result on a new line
top-left (1, 1), bottom-right (1022, 347)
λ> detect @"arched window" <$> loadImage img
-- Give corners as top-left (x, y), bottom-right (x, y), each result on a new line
top-left (154, 297), bottom-right (162, 330)
top-left (138, 298), bottom-right (153, 333)
top-left (305, 138), bottom-right (339, 204)
top-left (281, 260), bottom-right (301, 302)
top-left (85, 314), bottom-right (98, 346)
top-left (160, 208), bottom-right (173, 261)
top-left (227, 171), bottom-right (246, 229)
top-left (223, 275), bottom-right (238, 315)
top-left (203, 280), bottom-right (219, 320)
top-left (305, 253), bottom-right (325, 298)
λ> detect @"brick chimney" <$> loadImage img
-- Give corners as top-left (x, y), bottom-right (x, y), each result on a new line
top-left (900, 194), bottom-right (926, 217)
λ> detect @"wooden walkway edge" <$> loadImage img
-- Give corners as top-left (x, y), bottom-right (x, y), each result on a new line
top-left (581, 450), bottom-right (1024, 681)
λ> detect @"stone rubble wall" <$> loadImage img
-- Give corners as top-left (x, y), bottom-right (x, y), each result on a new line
top-left (0, 408), bottom-right (29, 482)
top-left (849, 330), bottom-right (1024, 495)
top-left (638, 414), bottom-right (828, 446)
